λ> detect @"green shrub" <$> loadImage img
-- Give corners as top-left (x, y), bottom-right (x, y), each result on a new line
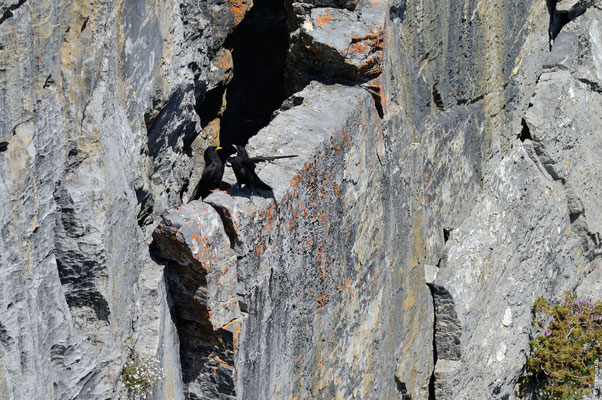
top-left (523, 291), bottom-right (602, 399)
top-left (121, 353), bottom-right (164, 399)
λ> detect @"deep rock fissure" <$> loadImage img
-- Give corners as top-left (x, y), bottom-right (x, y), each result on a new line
top-left (0, 0), bottom-right (27, 25)
top-left (427, 282), bottom-right (438, 400)
top-left (198, 85), bottom-right (226, 130)
top-left (150, 239), bottom-right (237, 399)
top-left (432, 86), bottom-right (445, 111)
top-left (218, 0), bottom-right (289, 147)
top-left (206, 201), bottom-right (240, 249)
top-left (546, 0), bottom-right (589, 49)
top-left (519, 118), bottom-right (531, 142)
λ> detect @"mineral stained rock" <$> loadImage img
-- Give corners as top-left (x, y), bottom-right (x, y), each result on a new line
top-left (0, 0), bottom-right (601, 399)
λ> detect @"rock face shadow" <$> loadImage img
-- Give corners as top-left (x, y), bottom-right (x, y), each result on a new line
top-left (151, 231), bottom-right (236, 399)
top-left (220, 0), bottom-right (289, 146)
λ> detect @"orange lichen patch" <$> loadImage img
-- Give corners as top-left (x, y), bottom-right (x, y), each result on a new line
top-left (347, 29), bottom-right (384, 54)
top-left (314, 13), bottom-right (333, 26)
top-left (255, 242), bottom-right (263, 257)
top-left (259, 203), bottom-right (278, 232)
top-left (316, 293), bottom-right (329, 309)
top-left (349, 42), bottom-right (369, 54)
top-left (228, 0), bottom-right (253, 26)
top-left (364, 77), bottom-right (387, 112)
top-left (214, 355), bottom-right (233, 368)
top-left (216, 48), bottom-right (233, 72)
top-left (317, 358), bottom-right (323, 371)
top-left (190, 232), bottom-right (218, 268)
top-left (358, 55), bottom-right (383, 76)
top-left (422, 170), bottom-right (433, 189)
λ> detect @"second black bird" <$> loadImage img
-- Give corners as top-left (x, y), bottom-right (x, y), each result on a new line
top-left (229, 144), bottom-right (297, 195)
top-left (189, 146), bottom-right (225, 201)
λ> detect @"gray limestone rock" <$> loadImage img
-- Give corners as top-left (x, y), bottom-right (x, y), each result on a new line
top-left (0, 0), bottom-right (601, 398)
top-left (286, 0), bottom-right (391, 111)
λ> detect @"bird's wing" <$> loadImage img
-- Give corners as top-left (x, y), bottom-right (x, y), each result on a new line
top-left (249, 154), bottom-right (298, 163)
top-left (189, 165), bottom-right (217, 201)
top-left (200, 164), bottom-right (218, 182)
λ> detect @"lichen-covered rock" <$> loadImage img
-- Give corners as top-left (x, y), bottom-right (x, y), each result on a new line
top-left (152, 201), bottom-right (241, 399)
top-left (0, 0), bottom-right (601, 398)
top-left (429, 5), bottom-right (602, 399)
top-left (0, 0), bottom-right (248, 398)
top-left (286, 0), bottom-right (391, 111)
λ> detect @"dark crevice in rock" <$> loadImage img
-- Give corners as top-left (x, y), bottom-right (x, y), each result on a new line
top-left (533, 143), bottom-right (563, 181)
top-left (394, 376), bottom-right (413, 399)
top-left (219, 0), bottom-right (289, 147)
top-left (0, 0), bottom-right (27, 25)
top-left (179, 177), bottom-right (191, 201)
top-left (569, 211), bottom-right (581, 224)
top-left (43, 74), bottom-right (54, 88)
top-left (432, 85), bottom-right (445, 111)
top-left (577, 77), bottom-right (602, 94)
top-left (206, 202), bottom-right (239, 249)
top-left (547, 0), bottom-right (569, 48)
top-left (0, 141), bottom-right (7, 152)
top-left (389, 0), bottom-right (407, 23)
top-left (519, 118), bottom-right (531, 142)
top-left (546, 0), bottom-right (588, 50)
top-left (151, 234), bottom-right (237, 399)
top-left (364, 85), bottom-right (385, 117)
top-left (0, 322), bottom-right (12, 347)
top-left (426, 282), bottom-right (438, 400)
top-left (456, 92), bottom-right (485, 106)
top-left (443, 227), bottom-right (452, 243)
top-left (198, 85), bottom-right (226, 129)
top-left (135, 186), bottom-right (154, 228)
top-left (80, 16), bottom-right (89, 32)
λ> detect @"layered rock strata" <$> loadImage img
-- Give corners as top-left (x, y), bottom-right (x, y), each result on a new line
top-left (0, 0), bottom-right (600, 399)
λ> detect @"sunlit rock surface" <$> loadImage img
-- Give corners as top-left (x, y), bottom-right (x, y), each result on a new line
top-left (0, 0), bottom-right (600, 399)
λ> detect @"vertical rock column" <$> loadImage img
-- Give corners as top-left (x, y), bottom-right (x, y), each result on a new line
top-left (152, 202), bottom-right (242, 399)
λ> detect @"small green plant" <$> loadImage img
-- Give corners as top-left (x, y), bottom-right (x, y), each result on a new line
top-left (523, 291), bottom-right (602, 399)
top-left (121, 353), bottom-right (165, 399)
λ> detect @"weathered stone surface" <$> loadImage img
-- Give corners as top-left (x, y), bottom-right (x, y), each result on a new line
top-left (432, 148), bottom-right (585, 399)
top-left (0, 0), bottom-right (247, 397)
top-left (1, 0), bottom-right (601, 398)
top-left (235, 84), bottom-right (425, 400)
top-left (287, 0), bottom-right (391, 111)
top-left (153, 201), bottom-right (241, 399)
top-left (428, 6), bottom-right (602, 398)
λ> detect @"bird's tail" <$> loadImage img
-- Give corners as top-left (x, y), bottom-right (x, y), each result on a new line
top-left (269, 155), bottom-right (297, 159)
top-left (250, 154), bottom-right (299, 162)
top-left (255, 179), bottom-right (273, 192)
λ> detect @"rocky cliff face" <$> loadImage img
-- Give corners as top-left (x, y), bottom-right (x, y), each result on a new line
top-left (0, 0), bottom-right (600, 399)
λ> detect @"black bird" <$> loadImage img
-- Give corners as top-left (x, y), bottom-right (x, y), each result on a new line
top-left (189, 146), bottom-right (225, 201)
top-left (228, 144), bottom-right (297, 195)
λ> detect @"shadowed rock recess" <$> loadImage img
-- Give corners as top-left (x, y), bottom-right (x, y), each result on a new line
top-left (0, 0), bottom-right (601, 398)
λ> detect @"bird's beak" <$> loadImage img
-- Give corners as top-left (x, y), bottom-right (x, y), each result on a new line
top-left (216, 146), bottom-right (223, 150)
